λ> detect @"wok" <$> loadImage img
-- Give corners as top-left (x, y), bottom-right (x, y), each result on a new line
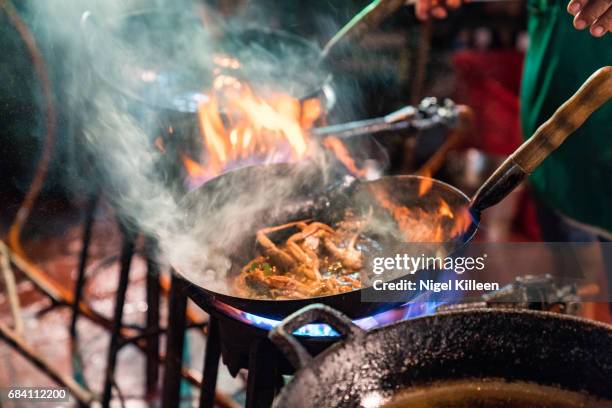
top-left (180, 163), bottom-right (470, 319)
top-left (270, 304), bottom-right (612, 407)
top-left (79, 6), bottom-right (455, 187)
top-left (81, 9), bottom-right (331, 112)
top-left (80, 2), bottom-right (407, 113)
top-left (178, 67), bottom-right (612, 320)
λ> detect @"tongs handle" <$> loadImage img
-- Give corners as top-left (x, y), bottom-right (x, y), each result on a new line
top-left (471, 66), bottom-right (612, 213)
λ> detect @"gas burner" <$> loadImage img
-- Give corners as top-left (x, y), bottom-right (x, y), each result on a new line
top-left (214, 298), bottom-right (446, 337)
top-left (437, 274), bottom-right (582, 315)
top-left (174, 279), bottom-right (452, 408)
top-left (164, 273), bottom-right (578, 408)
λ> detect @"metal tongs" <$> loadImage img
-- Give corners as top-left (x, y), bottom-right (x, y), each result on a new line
top-left (311, 97), bottom-right (459, 140)
top-left (437, 274), bottom-right (583, 315)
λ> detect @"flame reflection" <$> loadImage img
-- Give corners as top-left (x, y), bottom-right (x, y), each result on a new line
top-left (369, 181), bottom-right (472, 243)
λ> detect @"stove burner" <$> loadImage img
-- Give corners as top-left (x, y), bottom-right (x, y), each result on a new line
top-left (218, 297), bottom-right (446, 337)
top-left (162, 271), bottom-right (582, 408)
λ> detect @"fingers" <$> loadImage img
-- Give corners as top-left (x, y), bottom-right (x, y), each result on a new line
top-left (415, 0), bottom-right (463, 20)
top-left (447, 0), bottom-right (462, 9)
top-left (567, 0), bottom-right (584, 14)
top-left (591, 7), bottom-right (612, 36)
top-left (416, 0), bottom-right (431, 21)
top-left (569, 0), bottom-right (612, 34)
top-left (432, 6), bottom-right (448, 18)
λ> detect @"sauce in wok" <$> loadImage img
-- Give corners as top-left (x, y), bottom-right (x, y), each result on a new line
top-left (381, 379), bottom-right (611, 408)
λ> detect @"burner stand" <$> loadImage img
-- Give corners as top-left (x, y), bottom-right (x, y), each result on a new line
top-left (161, 273), bottom-right (335, 408)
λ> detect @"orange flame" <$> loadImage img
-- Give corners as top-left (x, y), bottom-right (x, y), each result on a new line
top-left (370, 184), bottom-right (472, 243)
top-left (438, 198), bottom-right (454, 219)
top-left (322, 137), bottom-right (368, 179)
top-left (183, 76), bottom-right (322, 186)
top-left (450, 206), bottom-right (473, 238)
top-left (182, 155), bottom-right (207, 179)
top-left (433, 224), bottom-right (444, 242)
top-left (418, 170), bottom-right (434, 197)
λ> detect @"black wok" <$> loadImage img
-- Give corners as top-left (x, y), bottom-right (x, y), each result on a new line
top-left (80, 1), bottom-right (407, 114)
top-left (178, 162), bottom-right (470, 320)
top-left (270, 304), bottom-right (612, 407)
top-left (175, 67), bottom-right (612, 320)
top-left (79, 8), bottom-right (460, 189)
top-left (81, 9), bottom-right (332, 112)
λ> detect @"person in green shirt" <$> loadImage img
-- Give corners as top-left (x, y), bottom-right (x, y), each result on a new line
top-left (521, 0), bottom-right (612, 243)
top-left (416, 0), bottom-right (611, 239)
top-left (416, 0), bottom-right (612, 307)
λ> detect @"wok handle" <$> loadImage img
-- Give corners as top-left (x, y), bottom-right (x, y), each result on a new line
top-left (471, 66), bottom-right (612, 213)
top-left (321, 0), bottom-right (406, 59)
top-left (321, 0), bottom-right (515, 59)
top-left (513, 66), bottom-right (612, 172)
top-left (268, 304), bottom-right (365, 370)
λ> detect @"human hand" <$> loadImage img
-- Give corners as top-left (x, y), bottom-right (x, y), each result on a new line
top-left (567, 0), bottom-right (611, 37)
top-left (414, 0), bottom-right (468, 20)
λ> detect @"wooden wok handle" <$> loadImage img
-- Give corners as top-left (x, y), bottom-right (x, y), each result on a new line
top-left (471, 66), bottom-right (612, 213)
top-left (512, 66), bottom-right (612, 173)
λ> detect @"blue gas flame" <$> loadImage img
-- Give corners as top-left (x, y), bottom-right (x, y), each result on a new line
top-left (225, 271), bottom-right (462, 337)
top-left (241, 299), bottom-right (446, 337)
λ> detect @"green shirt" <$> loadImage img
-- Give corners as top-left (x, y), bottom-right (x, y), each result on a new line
top-left (521, 0), bottom-right (612, 236)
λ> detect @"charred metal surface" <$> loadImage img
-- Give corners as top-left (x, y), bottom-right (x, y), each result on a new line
top-left (183, 281), bottom-right (335, 376)
top-left (245, 339), bottom-right (284, 408)
top-left (166, 283), bottom-right (340, 407)
top-left (269, 304), bottom-right (364, 370)
top-left (470, 162), bottom-right (527, 214)
top-left (273, 308), bottom-right (612, 408)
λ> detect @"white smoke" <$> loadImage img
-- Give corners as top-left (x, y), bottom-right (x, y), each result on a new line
top-left (31, 0), bottom-right (339, 292)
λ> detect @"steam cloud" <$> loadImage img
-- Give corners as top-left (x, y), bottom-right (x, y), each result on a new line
top-left (31, 0), bottom-right (344, 292)
top-left (84, 94), bottom-right (329, 291)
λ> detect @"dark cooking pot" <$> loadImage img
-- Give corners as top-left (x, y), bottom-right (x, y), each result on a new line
top-left (178, 162), bottom-right (473, 320)
top-left (80, 9), bottom-right (335, 113)
top-left (270, 304), bottom-right (612, 408)
top-left (79, 0), bottom-right (410, 114)
top-left (79, 6), bottom-right (437, 192)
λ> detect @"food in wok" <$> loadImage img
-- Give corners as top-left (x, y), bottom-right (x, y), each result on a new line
top-left (232, 195), bottom-right (466, 300)
top-left (233, 211), bottom-right (372, 300)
